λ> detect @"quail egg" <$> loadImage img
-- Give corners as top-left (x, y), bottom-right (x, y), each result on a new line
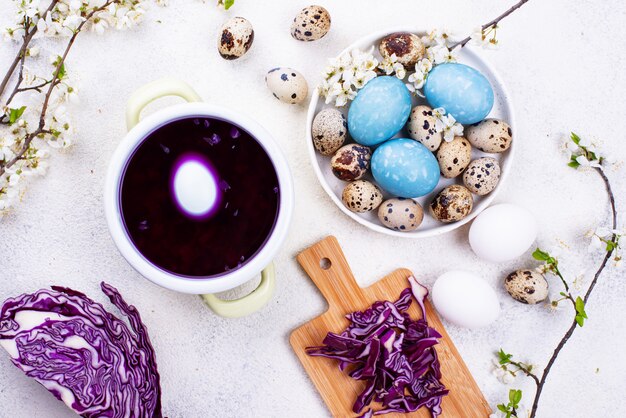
top-left (504, 269), bottom-right (549, 304)
top-left (218, 17), bottom-right (254, 60)
top-left (379, 32), bottom-right (425, 67)
top-left (466, 119), bottom-right (513, 153)
top-left (331, 144), bottom-right (371, 181)
top-left (463, 157), bottom-right (501, 195)
top-left (342, 180), bottom-right (382, 213)
top-left (290, 5), bottom-right (331, 41)
top-left (429, 185), bottom-right (473, 223)
top-left (407, 105), bottom-right (442, 151)
top-left (436, 136), bottom-right (472, 178)
top-left (265, 67), bottom-right (308, 104)
top-left (378, 198), bottom-right (424, 231)
top-left (312, 108), bottom-right (347, 155)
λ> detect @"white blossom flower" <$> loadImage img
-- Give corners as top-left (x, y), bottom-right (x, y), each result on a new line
top-left (378, 54), bottom-right (406, 79)
top-left (406, 58), bottom-right (433, 95)
top-left (26, 46), bottom-right (39, 57)
top-left (421, 28), bottom-right (455, 47)
top-left (320, 47), bottom-right (378, 107)
top-left (428, 44), bottom-right (460, 64)
top-left (432, 109), bottom-right (464, 142)
top-left (471, 25), bottom-right (499, 49)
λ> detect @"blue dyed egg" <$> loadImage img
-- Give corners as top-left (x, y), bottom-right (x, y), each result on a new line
top-left (348, 76), bottom-right (412, 146)
top-left (424, 63), bottom-right (494, 125)
top-left (371, 138), bottom-right (440, 198)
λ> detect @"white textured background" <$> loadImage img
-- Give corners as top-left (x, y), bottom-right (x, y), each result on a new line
top-left (1, 1), bottom-right (625, 417)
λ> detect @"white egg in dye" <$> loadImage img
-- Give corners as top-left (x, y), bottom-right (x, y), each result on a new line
top-left (431, 270), bottom-right (501, 329)
top-left (469, 203), bottom-right (537, 263)
top-left (172, 156), bottom-right (220, 218)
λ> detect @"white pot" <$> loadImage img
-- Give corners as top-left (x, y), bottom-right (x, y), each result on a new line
top-left (104, 78), bottom-right (294, 317)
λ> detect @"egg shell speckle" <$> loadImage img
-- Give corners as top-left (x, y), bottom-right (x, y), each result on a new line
top-left (290, 5), bottom-right (331, 41)
top-left (407, 105), bottom-right (442, 151)
top-left (424, 63), bottom-right (494, 125)
top-left (341, 180), bottom-right (382, 213)
top-left (265, 67), bottom-right (308, 104)
top-left (330, 144), bottom-right (371, 181)
top-left (312, 108), bottom-right (347, 155)
top-left (463, 157), bottom-right (501, 195)
top-left (505, 270), bottom-right (549, 304)
top-left (378, 32), bottom-right (425, 67)
top-left (436, 136), bottom-right (472, 178)
top-left (429, 184), bottom-right (473, 223)
top-left (218, 17), bottom-right (254, 60)
top-left (371, 138), bottom-right (440, 198)
top-left (466, 119), bottom-right (513, 153)
top-left (348, 76), bottom-right (412, 146)
top-left (377, 198), bottom-right (424, 231)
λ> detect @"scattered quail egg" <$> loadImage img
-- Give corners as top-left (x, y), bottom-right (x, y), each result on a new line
top-left (312, 108), bottom-right (347, 155)
top-left (265, 67), bottom-right (308, 104)
top-left (379, 32), bottom-right (425, 67)
top-left (407, 105), bottom-right (442, 151)
top-left (463, 157), bottom-right (501, 196)
top-left (218, 17), bottom-right (254, 60)
top-left (342, 180), bottom-right (382, 213)
top-left (290, 5), bottom-right (331, 42)
top-left (504, 269), bottom-right (549, 304)
top-left (429, 185), bottom-right (473, 223)
top-left (378, 198), bottom-right (424, 232)
top-left (331, 144), bottom-right (371, 181)
top-left (436, 136), bottom-right (472, 178)
top-left (466, 119), bottom-right (513, 153)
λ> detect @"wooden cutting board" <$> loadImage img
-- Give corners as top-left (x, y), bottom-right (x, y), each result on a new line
top-left (290, 236), bottom-right (491, 418)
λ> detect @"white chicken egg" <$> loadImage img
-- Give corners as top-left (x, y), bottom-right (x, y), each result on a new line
top-left (431, 270), bottom-right (500, 328)
top-left (469, 203), bottom-right (537, 263)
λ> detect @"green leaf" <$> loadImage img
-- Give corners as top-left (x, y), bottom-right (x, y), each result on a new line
top-left (224, 0), bottom-right (235, 9)
top-left (497, 404), bottom-right (509, 413)
top-left (498, 349), bottom-right (512, 365)
top-left (570, 132), bottom-right (581, 145)
top-left (509, 389), bottom-right (522, 407)
top-left (574, 296), bottom-right (587, 327)
top-left (57, 62), bottom-right (66, 79)
top-left (532, 248), bottom-right (551, 261)
top-left (606, 240), bottom-right (616, 251)
top-left (8, 106), bottom-right (26, 125)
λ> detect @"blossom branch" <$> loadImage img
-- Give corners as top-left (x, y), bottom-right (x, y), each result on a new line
top-left (452, 0), bottom-right (531, 49)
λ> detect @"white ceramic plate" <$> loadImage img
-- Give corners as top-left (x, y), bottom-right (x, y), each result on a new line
top-left (306, 28), bottom-right (516, 238)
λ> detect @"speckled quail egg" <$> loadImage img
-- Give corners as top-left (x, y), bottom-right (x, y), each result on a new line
top-left (290, 5), bottom-right (331, 41)
top-left (430, 185), bottom-right (473, 223)
top-left (407, 105), bottom-right (442, 151)
top-left (466, 119), bottom-right (513, 153)
top-left (436, 136), bottom-right (472, 178)
top-left (218, 17), bottom-right (254, 60)
top-left (331, 144), bottom-right (371, 181)
top-left (265, 67), bottom-right (308, 104)
top-left (504, 269), bottom-right (549, 304)
top-left (378, 198), bottom-right (424, 231)
top-left (379, 32), bottom-right (425, 67)
top-left (342, 180), bottom-right (382, 213)
top-left (312, 108), bottom-right (347, 155)
top-left (463, 157), bottom-right (501, 196)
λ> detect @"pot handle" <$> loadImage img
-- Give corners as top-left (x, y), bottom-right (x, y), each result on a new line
top-left (201, 263), bottom-right (276, 318)
top-left (126, 78), bottom-right (201, 130)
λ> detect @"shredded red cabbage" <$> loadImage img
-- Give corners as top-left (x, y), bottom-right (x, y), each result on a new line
top-left (306, 276), bottom-right (448, 417)
top-left (0, 282), bottom-right (162, 418)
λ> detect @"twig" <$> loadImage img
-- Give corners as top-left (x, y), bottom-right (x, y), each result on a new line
top-left (528, 167), bottom-right (617, 418)
top-left (0, 0), bottom-right (59, 99)
top-left (0, 2), bottom-right (114, 177)
top-left (452, 0), bottom-right (531, 49)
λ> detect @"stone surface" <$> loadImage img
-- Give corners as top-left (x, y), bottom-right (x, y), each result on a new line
top-left (1, 1), bottom-right (625, 417)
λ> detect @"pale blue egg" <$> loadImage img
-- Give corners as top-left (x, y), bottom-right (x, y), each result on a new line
top-left (348, 76), bottom-right (412, 146)
top-left (424, 63), bottom-right (494, 125)
top-left (371, 138), bottom-right (440, 198)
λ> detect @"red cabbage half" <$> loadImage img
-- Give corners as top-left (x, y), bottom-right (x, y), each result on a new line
top-left (0, 282), bottom-right (162, 418)
top-left (306, 276), bottom-right (448, 417)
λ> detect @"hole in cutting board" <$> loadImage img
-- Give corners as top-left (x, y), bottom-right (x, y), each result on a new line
top-left (319, 257), bottom-right (332, 270)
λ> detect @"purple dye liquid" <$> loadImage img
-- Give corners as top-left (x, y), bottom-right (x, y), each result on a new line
top-left (120, 116), bottom-right (280, 277)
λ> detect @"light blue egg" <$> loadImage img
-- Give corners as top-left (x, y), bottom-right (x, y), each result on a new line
top-left (424, 63), bottom-right (494, 125)
top-left (348, 76), bottom-right (412, 146)
top-left (371, 138), bottom-right (440, 198)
